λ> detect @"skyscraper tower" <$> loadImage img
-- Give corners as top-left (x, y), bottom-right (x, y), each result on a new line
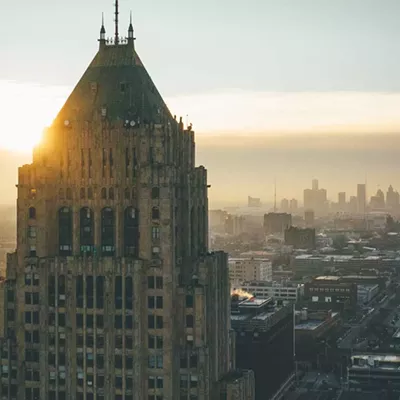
top-left (1, 8), bottom-right (254, 400)
top-left (357, 183), bottom-right (367, 214)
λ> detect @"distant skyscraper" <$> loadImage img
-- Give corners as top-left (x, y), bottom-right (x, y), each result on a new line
top-left (2, 8), bottom-right (254, 400)
top-left (290, 198), bottom-right (298, 212)
top-left (349, 196), bottom-right (358, 214)
top-left (357, 184), bottom-right (366, 214)
top-left (281, 198), bottom-right (289, 212)
top-left (304, 209), bottom-right (315, 228)
top-left (338, 192), bottom-right (346, 210)
top-left (264, 213), bottom-right (292, 235)
top-left (386, 185), bottom-right (399, 210)
top-left (370, 189), bottom-right (385, 209)
top-left (303, 180), bottom-right (327, 216)
top-left (303, 188), bottom-right (313, 211)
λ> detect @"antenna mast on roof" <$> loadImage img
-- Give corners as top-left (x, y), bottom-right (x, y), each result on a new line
top-left (274, 178), bottom-right (277, 213)
top-left (115, 0), bottom-right (119, 44)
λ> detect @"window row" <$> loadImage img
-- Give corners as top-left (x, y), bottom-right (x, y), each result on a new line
top-left (55, 186), bottom-right (162, 201)
top-left (58, 207), bottom-right (141, 257)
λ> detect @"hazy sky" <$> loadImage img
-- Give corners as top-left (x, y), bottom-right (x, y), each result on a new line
top-left (1, 0), bottom-right (400, 206)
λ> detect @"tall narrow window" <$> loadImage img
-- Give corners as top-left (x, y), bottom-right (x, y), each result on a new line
top-left (96, 277), bottom-right (104, 309)
top-left (101, 188), bottom-right (107, 200)
top-left (66, 188), bottom-right (72, 200)
top-left (132, 148), bottom-right (137, 178)
top-left (86, 276), bottom-right (93, 309)
top-left (102, 149), bottom-right (107, 178)
top-left (151, 187), bottom-right (160, 199)
top-left (80, 188), bottom-right (85, 200)
top-left (48, 275), bottom-right (55, 307)
top-left (60, 154), bottom-right (64, 179)
top-left (59, 188), bottom-right (65, 200)
top-left (88, 149), bottom-right (92, 179)
top-left (125, 148), bottom-right (130, 177)
top-left (67, 150), bottom-right (72, 177)
top-left (124, 207), bottom-right (139, 257)
top-left (76, 276), bottom-right (84, 308)
top-left (58, 207), bottom-right (72, 256)
top-left (81, 149), bottom-right (85, 178)
top-left (152, 207), bottom-right (160, 220)
top-left (115, 276), bottom-right (123, 310)
top-left (109, 188), bottom-right (114, 200)
top-left (28, 207), bottom-right (36, 219)
top-left (149, 147), bottom-right (154, 164)
top-left (101, 208), bottom-right (115, 256)
top-left (80, 208), bottom-right (94, 255)
top-left (124, 188), bottom-right (130, 200)
top-left (109, 149), bottom-right (114, 178)
top-left (125, 277), bottom-right (133, 310)
top-left (58, 275), bottom-right (66, 307)
top-left (88, 187), bottom-right (93, 200)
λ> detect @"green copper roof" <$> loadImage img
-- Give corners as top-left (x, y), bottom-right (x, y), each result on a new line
top-left (55, 42), bottom-right (173, 127)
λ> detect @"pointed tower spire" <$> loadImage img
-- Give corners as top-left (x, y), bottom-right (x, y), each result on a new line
top-left (128, 11), bottom-right (135, 43)
top-left (115, 0), bottom-right (119, 44)
top-left (99, 12), bottom-right (106, 48)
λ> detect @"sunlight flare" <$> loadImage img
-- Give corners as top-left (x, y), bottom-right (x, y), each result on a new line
top-left (0, 81), bottom-right (69, 152)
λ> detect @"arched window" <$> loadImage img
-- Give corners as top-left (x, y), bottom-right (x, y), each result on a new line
top-left (109, 188), bottom-right (114, 200)
top-left (151, 187), bottom-right (160, 199)
top-left (101, 208), bottom-right (115, 256)
top-left (124, 207), bottom-right (139, 257)
top-left (80, 188), bottom-right (85, 200)
top-left (80, 207), bottom-right (94, 255)
top-left (28, 207), bottom-right (36, 220)
top-left (101, 188), bottom-right (107, 200)
top-left (66, 188), bottom-right (73, 200)
top-left (59, 188), bottom-right (65, 200)
top-left (152, 207), bottom-right (160, 220)
top-left (88, 187), bottom-right (93, 200)
top-left (58, 207), bottom-right (72, 256)
top-left (124, 188), bottom-right (130, 200)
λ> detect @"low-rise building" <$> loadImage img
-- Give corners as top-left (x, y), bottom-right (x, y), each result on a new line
top-left (295, 308), bottom-right (341, 364)
top-left (357, 284), bottom-right (379, 305)
top-left (264, 213), bottom-right (292, 235)
top-left (348, 354), bottom-right (400, 391)
top-left (304, 276), bottom-right (358, 311)
top-left (284, 226), bottom-right (316, 249)
top-left (240, 281), bottom-right (303, 302)
top-left (229, 258), bottom-right (272, 285)
top-left (231, 296), bottom-right (294, 400)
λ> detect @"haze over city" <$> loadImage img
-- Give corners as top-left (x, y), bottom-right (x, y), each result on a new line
top-left (4, 1), bottom-right (400, 400)
top-left (2, 0), bottom-right (400, 208)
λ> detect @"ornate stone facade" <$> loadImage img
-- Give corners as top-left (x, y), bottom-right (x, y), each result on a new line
top-left (0, 7), bottom-right (254, 400)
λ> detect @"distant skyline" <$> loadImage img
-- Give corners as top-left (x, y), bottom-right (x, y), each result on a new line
top-left (2, 1), bottom-right (400, 206)
top-left (3, 133), bottom-right (400, 208)
top-left (2, 1), bottom-right (400, 151)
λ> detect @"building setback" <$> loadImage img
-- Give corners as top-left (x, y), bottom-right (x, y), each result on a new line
top-left (0, 7), bottom-right (254, 400)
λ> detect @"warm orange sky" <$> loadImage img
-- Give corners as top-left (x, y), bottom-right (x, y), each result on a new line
top-left (2, 80), bottom-right (400, 152)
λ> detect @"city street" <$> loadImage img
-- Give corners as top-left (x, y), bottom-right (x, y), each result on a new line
top-left (338, 293), bottom-right (396, 349)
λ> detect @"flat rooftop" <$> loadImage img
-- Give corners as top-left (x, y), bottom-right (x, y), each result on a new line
top-left (352, 354), bottom-right (400, 363)
top-left (295, 312), bottom-right (339, 331)
top-left (239, 298), bottom-right (271, 308)
top-left (315, 276), bottom-right (341, 281)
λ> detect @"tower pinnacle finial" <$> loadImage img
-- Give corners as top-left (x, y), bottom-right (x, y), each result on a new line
top-left (100, 12), bottom-right (106, 43)
top-left (128, 11), bottom-right (135, 43)
top-left (115, 0), bottom-right (119, 44)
